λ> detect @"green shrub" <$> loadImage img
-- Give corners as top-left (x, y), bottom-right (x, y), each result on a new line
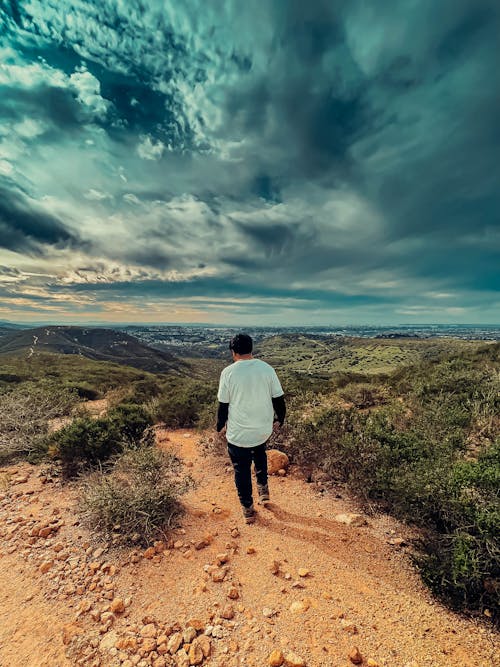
top-left (417, 443), bottom-right (500, 613)
top-left (127, 378), bottom-right (163, 403)
top-left (64, 382), bottom-right (101, 400)
top-left (50, 403), bottom-right (153, 477)
top-left (284, 350), bottom-right (499, 616)
top-left (154, 379), bottom-right (217, 428)
top-left (79, 445), bottom-right (192, 545)
top-left (107, 403), bottom-right (154, 445)
top-left (50, 416), bottom-right (123, 477)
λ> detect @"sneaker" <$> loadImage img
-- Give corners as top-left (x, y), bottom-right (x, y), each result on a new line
top-left (242, 504), bottom-right (256, 524)
top-left (257, 483), bottom-right (270, 505)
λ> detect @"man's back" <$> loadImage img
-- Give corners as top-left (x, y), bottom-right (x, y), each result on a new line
top-left (217, 358), bottom-right (283, 447)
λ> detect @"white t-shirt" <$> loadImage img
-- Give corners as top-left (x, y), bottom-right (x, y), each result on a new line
top-left (217, 358), bottom-right (284, 447)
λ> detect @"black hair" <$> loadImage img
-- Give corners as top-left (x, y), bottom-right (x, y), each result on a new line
top-left (229, 333), bottom-right (253, 355)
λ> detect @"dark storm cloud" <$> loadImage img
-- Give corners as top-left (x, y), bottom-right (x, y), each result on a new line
top-left (0, 84), bottom-right (87, 135)
top-left (0, 182), bottom-right (79, 252)
top-left (0, 0), bottom-right (499, 323)
top-left (62, 276), bottom-right (391, 308)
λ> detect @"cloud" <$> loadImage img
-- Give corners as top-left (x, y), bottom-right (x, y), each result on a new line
top-left (137, 135), bottom-right (166, 160)
top-left (0, 181), bottom-right (80, 253)
top-left (0, 0), bottom-right (498, 324)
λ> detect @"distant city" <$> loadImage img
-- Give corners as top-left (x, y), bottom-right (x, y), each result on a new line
top-left (120, 324), bottom-right (500, 357)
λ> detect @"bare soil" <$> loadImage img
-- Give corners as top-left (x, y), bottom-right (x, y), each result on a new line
top-left (0, 428), bottom-right (498, 667)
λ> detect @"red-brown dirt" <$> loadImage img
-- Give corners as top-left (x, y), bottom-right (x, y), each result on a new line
top-left (0, 428), bottom-right (498, 667)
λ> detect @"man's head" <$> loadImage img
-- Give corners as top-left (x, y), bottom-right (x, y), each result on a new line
top-left (229, 333), bottom-right (253, 358)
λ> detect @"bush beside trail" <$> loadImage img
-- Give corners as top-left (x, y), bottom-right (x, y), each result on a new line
top-left (48, 403), bottom-right (154, 478)
top-left (0, 382), bottom-right (77, 464)
top-left (79, 445), bottom-right (192, 546)
top-left (283, 345), bottom-right (500, 617)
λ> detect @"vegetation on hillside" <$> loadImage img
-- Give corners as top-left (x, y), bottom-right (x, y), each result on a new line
top-left (280, 343), bottom-right (499, 617)
top-left (0, 352), bottom-right (166, 399)
top-left (48, 404), bottom-right (154, 478)
top-left (0, 382), bottom-right (77, 463)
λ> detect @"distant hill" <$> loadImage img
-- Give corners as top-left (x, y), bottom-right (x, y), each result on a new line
top-left (254, 332), bottom-right (489, 377)
top-left (0, 326), bottom-right (189, 374)
top-left (0, 321), bottom-right (27, 337)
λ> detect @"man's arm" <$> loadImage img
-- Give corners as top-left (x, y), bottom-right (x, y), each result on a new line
top-left (272, 395), bottom-right (286, 426)
top-left (216, 402), bottom-right (229, 432)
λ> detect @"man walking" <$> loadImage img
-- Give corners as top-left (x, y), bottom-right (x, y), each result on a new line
top-left (216, 333), bottom-right (286, 524)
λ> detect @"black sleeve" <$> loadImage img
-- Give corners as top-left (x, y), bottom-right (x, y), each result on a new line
top-left (272, 395), bottom-right (286, 426)
top-left (216, 402), bottom-right (229, 431)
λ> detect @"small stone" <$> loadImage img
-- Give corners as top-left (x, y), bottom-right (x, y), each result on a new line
top-left (340, 620), bottom-right (358, 634)
top-left (367, 660), bottom-right (379, 667)
top-left (262, 607), bottom-right (275, 618)
top-left (211, 568), bottom-right (226, 582)
top-left (110, 598), bottom-right (125, 614)
top-left (176, 649), bottom-right (190, 667)
top-left (101, 612), bottom-right (114, 625)
top-left (154, 541), bottom-right (166, 553)
top-left (246, 546), bottom-right (256, 554)
top-left (40, 560), bottom-right (54, 574)
top-left (277, 468), bottom-right (286, 476)
top-left (141, 623), bottom-right (157, 638)
top-left (290, 600), bottom-right (309, 613)
top-left (167, 632), bottom-right (182, 654)
top-left (216, 552), bottom-right (230, 565)
top-left (267, 450), bottom-right (289, 474)
top-left (194, 635), bottom-right (211, 658)
top-left (143, 547), bottom-right (156, 559)
top-left (99, 630), bottom-right (118, 651)
top-left (270, 560), bottom-right (281, 576)
top-left (284, 651), bottom-right (306, 666)
top-left (186, 618), bottom-right (204, 631)
top-left (227, 586), bottom-right (239, 599)
top-left (335, 513), bottom-right (367, 527)
top-left (269, 649), bottom-right (284, 666)
top-left (142, 637), bottom-right (157, 652)
top-left (220, 604), bottom-right (235, 620)
top-left (194, 540), bottom-right (208, 550)
top-left (230, 528), bottom-right (240, 538)
top-left (183, 626), bottom-right (197, 643)
top-left (188, 642), bottom-right (203, 665)
top-left (297, 568), bottom-right (309, 578)
top-left (349, 647), bottom-right (363, 664)
top-left (387, 537), bottom-right (406, 547)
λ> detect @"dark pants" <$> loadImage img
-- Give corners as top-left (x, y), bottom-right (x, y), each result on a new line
top-left (227, 441), bottom-right (268, 509)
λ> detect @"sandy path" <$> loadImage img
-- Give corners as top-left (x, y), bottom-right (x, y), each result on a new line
top-left (0, 429), bottom-right (497, 667)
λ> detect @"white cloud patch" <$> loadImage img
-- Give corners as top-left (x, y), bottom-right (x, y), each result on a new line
top-left (137, 135), bottom-right (166, 160)
top-left (84, 189), bottom-right (113, 201)
top-left (69, 67), bottom-right (111, 120)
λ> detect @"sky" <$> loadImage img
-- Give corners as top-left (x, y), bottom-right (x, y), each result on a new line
top-left (0, 0), bottom-right (499, 326)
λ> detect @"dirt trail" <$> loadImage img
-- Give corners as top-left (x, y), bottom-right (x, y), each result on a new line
top-left (0, 429), bottom-right (498, 667)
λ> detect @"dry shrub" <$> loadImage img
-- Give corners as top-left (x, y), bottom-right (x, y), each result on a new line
top-left (0, 382), bottom-right (77, 463)
top-left (79, 445), bottom-right (193, 545)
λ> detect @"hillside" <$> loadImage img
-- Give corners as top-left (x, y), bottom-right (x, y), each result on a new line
top-left (254, 333), bottom-right (489, 377)
top-left (0, 326), bottom-right (189, 375)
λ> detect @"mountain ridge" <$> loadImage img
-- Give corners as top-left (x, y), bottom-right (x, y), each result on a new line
top-left (0, 326), bottom-right (189, 375)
